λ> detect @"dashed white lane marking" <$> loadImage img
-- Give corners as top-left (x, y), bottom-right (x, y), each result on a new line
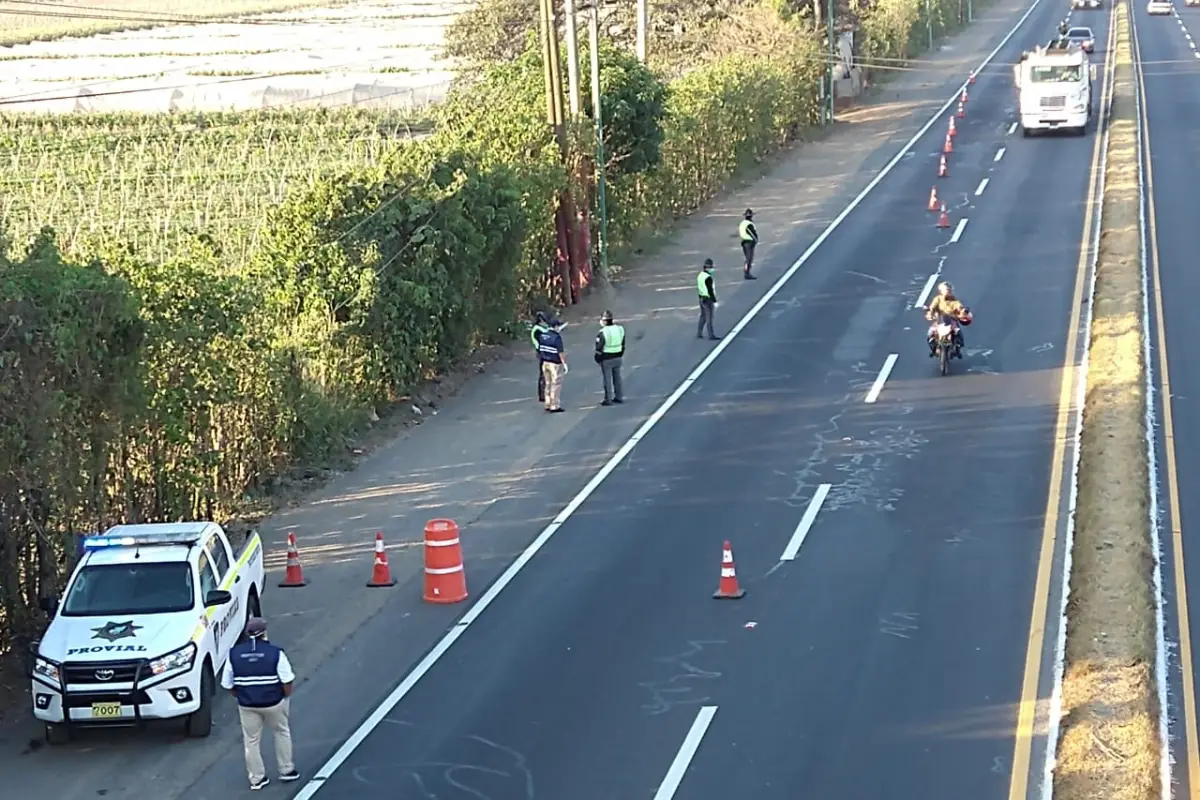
top-left (781, 483), bottom-right (832, 561)
top-left (950, 217), bottom-right (969, 243)
top-left (975, 178), bottom-right (990, 196)
top-left (865, 354), bottom-right (898, 404)
top-left (287, 0), bottom-right (1054, 794)
top-left (653, 706), bottom-right (719, 800)
top-left (1007, 122), bottom-right (1018, 135)
top-left (915, 273), bottom-right (939, 308)
top-left (995, 146), bottom-right (1007, 161)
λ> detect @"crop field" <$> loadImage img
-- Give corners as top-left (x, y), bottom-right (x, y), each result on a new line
top-left (0, 108), bottom-right (421, 264)
top-left (0, 0), bottom-right (358, 46)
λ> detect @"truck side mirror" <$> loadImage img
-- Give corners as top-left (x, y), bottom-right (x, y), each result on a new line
top-left (205, 589), bottom-right (232, 607)
top-left (1090, 65), bottom-right (1098, 81)
top-left (38, 596), bottom-right (58, 614)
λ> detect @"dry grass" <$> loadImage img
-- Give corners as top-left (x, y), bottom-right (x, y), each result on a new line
top-left (0, 0), bottom-right (358, 46)
top-left (1054, 3), bottom-right (1160, 799)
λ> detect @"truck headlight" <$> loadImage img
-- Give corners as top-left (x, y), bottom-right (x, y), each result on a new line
top-left (33, 657), bottom-right (60, 684)
top-left (147, 643), bottom-right (196, 676)
top-left (1072, 102), bottom-right (1088, 112)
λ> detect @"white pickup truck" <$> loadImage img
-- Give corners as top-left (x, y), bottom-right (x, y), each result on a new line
top-left (29, 522), bottom-right (264, 744)
top-left (1014, 41), bottom-right (1098, 136)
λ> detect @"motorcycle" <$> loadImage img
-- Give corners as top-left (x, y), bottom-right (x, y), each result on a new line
top-left (925, 307), bottom-right (973, 375)
top-left (928, 313), bottom-right (962, 376)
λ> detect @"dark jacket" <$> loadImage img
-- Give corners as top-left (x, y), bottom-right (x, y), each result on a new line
top-left (536, 329), bottom-right (564, 364)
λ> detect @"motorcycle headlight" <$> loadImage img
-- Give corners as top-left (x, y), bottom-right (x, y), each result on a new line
top-left (33, 657), bottom-right (60, 684)
top-left (147, 643), bottom-right (196, 676)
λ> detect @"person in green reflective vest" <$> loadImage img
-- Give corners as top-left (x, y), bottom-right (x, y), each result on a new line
top-left (696, 259), bottom-right (720, 340)
top-left (594, 309), bottom-right (626, 406)
top-left (738, 208), bottom-right (759, 281)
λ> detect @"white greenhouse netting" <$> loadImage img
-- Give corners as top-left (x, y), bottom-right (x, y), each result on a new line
top-left (0, 0), bottom-right (467, 114)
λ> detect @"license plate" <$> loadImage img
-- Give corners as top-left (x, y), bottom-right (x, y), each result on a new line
top-left (91, 701), bottom-right (122, 718)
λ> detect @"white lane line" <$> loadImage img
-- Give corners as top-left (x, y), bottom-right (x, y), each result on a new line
top-left (915, 273), bottom-right (939, 308)
top-left (950, 217), bottom-right (969, 243)
top-left (995, 146), bottom-right (1007, 161)
top-left (864, 355), bottom-right (899, 404)
top-left (1007, 122), bottom-right (1018, 135)
top-left (290, 0), bottom-right (1051, 793)
top-left (781, 483), bottom-right (832, 561)
top-left (975, 177), bottom-right (990, 196)
top-left (653, 706), bottom-right (719, 800)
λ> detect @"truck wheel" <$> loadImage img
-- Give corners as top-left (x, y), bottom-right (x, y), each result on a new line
top-left (44, 723), bottom-right (70, 745)
top-left (248, 589), bottom-right (261, 619)
top-left (1022, 126), bottom-right (1032, 138)
top-left (185, 663), bottom-right (214, 738)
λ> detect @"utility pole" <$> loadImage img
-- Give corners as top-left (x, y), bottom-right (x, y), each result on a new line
top-left (926, 0), bottom-right (933, 50)
top-left (539, 0), bottom-right (580, 304)
top-left (564, 0), bottom-right (581, 116)
top-left (538, 0), bottom-right (567, 151)
top-left (636, 0), bottom-right (647, 63)
top-left (588, 3), bottom-right (610, 282)
top-left (968, 0), bottom-right (973, 23)
top-left (826, 0), bottom-right (835, 124)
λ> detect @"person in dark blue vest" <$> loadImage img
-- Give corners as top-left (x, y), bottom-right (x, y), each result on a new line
top-left (220, 617), bottom-right (298, 791)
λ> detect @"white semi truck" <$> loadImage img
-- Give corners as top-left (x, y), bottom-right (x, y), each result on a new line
top-left (1014, 41), bottom-right (1098, 136)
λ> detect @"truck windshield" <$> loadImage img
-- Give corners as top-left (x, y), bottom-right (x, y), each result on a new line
top-left (61, 563), bottom-right (195, 616)
top-left (1030, 65), bottom-right (1081, 82)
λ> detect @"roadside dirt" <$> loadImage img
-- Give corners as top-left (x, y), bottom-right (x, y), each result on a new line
top-left (1054, 3), bottom-right (1160, 799)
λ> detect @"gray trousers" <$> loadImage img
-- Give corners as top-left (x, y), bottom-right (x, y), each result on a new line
top-left (697, 299), bottom-right (716, 338)
top-left (601, 357), bottom-right (623, 401)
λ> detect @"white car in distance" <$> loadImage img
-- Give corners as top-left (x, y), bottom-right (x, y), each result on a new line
top-left (1148, 0), bottom-right (1173, 14)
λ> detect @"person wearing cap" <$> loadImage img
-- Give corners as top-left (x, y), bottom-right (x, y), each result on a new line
top-left (738, 209), bottom-right (759, 280)
top-left (696, 259), bottom-right (720, 340)
top-left (536, 318), bottom-right (568, 413)
top-left (221, 617), bottom-right (299, 791)
top-left (531, 311), bottom-right (552, 403)
top-left (594, 310), bottom-right (625, 406)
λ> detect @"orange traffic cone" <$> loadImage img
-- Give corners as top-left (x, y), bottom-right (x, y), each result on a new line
top-left (937, 204), bottom-right (951, 229)
top-left (938, 155), bottom-right (949, 178)
top-left (713, 540), bottom-right (745, 599)
top-left (928, 186), bottom-right (940, 211)
top-left (960, 87), bottom-right (969, 104)
top-left (366, 531), bottom-right (396, 587)
top-left (968, 70), bottom-right (976, 85)
top-left (948, 116), bottom-right (957, 137)
top-left (943, 133), bottom-right (953, 154)
top-left (956, 101), bottom-right (966, 119)
top-left (423, 519), bottom-right (468, 604)
top-left (278, 532), bottom-right (307, 588)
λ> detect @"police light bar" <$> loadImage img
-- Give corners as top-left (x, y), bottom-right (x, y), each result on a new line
top-left (83, 531), bottom-right (204, 551)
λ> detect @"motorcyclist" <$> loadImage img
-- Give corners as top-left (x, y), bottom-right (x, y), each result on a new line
top-left (925, 281), bottom-right (971, 358)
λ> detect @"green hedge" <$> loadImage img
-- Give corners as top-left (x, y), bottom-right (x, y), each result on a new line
top-left (0, 0), bottom-right (985, 656)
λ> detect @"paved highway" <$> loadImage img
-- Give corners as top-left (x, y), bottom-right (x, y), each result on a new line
top-left (295, 4), bottom-right (1113, 799)
top-left (1133, 1), bottom-right (1200, 796)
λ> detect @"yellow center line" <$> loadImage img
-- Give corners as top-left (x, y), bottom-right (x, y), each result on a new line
top-left (1007, 3), bottom-right (1120, 798)
top-left (1131, 3), bottom-right (1200, 793)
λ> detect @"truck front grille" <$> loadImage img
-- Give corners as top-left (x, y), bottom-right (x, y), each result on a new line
top-left (1040, 95), bottom-right (1067, 109)
top-left (63, 659), bottom-right (145, 686)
